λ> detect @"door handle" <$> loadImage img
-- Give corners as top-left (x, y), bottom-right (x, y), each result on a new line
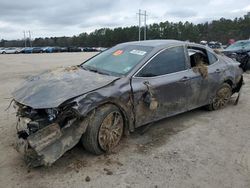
top-left (180, 76), bottom-right (189, 82)
top-left (215, 69), bottom-right (221, 73)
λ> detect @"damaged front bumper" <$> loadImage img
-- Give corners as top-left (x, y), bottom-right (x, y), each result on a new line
top-left (15, 111), bottom-right (89, 167)
top-left (16, 122), bottom-right (62, 167)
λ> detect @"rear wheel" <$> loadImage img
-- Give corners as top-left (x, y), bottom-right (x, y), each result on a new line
top-left (81, 104), bottom-right (124, 155)
top-left (207, 83), bottom-right (232, 110)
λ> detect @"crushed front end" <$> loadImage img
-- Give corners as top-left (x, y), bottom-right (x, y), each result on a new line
top-left (223, 50), bottom-right (250, 71)
top-left (14, 101), bottom-right (89, 167)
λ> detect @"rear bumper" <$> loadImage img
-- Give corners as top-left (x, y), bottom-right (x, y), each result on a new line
top-left (233, 75), bottom-right (244, 93)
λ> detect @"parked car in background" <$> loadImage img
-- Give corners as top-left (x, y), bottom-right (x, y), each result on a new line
top-left (22, 47), bottom-right (34, 53)
top-left (60, 47), bottom-right (68, 52)
top-left (208, 41), bottom-right (222, 49)
top-left (32, 47), bottom-right (43, 53)
top-left (0, 47), bottom-right (5, 53)
top-left (223, 39), bottom-right (250, 71)
top-left (200, 40), bottom-right (207, 45)
top-left (82, 47), bottom-right (98, 52)
top-left (16, 48), bottom-right (25, 53)
top-left (0, 47), bottom-right (18, 54)
top-left (96, 47), bottom-right (108, 52)
top-left (41, 47), bottom-right (48, 53)
top-left (13, 40), bottom-right (243, 167)
top-left (22, 47), bottom-right (43, 53)
top-left (43, 47), bottom-right (61, 53)
top-left (67, 46), bottom-right (81, 52)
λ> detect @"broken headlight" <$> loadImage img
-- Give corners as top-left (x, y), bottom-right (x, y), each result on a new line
top-left (45, 108), bottom-right (59, 121)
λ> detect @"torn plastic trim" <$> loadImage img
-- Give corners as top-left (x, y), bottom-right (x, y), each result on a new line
top-left (143, 81), bottom-right (158, 110)
top-left (233, 75), bottom-right (244, 93)
top-left (14, 101), bottom-right (92, 167)
top-left (16, 115), bottom-right (91, 167)
top-left (233, 76), bottom-right (244, 105)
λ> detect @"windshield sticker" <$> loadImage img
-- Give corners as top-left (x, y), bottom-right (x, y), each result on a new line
top-left (130, 49), bottom-right (147, 56)
top-left (113, 50), bottom-right (123, 56)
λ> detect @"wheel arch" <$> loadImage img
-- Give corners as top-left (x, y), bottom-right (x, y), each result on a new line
top-left (70, 96), bottom-right (135, 134)
top-left (224, 79), bottom-right (233, 87)
top-left (90, 101), bottom-right (132, 135)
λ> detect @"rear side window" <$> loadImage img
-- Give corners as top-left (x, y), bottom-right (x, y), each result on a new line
top-left (207, 51), bottom-right (218, 65)
top-left (137, 46), bottom-right (186, 77)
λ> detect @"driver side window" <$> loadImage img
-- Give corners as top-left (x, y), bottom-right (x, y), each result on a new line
top-left (137, 46), bottom-right (186, 77)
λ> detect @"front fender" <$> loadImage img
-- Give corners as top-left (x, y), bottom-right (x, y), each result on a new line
top-left (70, 89), bottom-right (135, 133)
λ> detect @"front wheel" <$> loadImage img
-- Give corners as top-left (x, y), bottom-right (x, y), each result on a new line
top-left (81, 104), bottom-right (124, 155)
top-left (207, 83), bottom-right (232, 110)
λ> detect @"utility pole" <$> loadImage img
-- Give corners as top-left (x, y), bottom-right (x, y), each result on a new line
top-left (28, 30), bottom-right (32, 47)
top-left (137, 10), bottom-right (147, 41)
top-left (144, 10), bottom-right (147, 40)
top-left (138, 9), bottom-right (141, 41)
top-left (23, 31), bottom-right (26, 47)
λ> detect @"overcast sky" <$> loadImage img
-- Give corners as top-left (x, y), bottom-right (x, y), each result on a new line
top-left (0, 0), bottom-right (250, 39)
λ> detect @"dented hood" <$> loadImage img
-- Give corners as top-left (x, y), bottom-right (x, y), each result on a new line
top-left (12, 66), bottom-right (118, 109)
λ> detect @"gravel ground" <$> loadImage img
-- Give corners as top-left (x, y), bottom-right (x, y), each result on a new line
top-left (0, 53), bottom-right (249, 188)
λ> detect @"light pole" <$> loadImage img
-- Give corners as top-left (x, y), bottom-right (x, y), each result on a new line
top-left (144, 10), bottom-right (147, 40)
top-left (137, 9), bottom-right (148, 41)
top-left (23, 31), bottom-right (26, 47)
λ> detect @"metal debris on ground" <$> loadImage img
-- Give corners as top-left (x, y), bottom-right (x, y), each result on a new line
top-left (68, 159), bottom-right (87, 172)
top-left (104, 168), bottom-right (113, 175)
top-left (85, 176), bottom-right (91, 182)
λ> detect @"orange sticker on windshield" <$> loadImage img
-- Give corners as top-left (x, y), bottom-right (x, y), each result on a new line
top-left (113, 50), bottom-right (123, 56)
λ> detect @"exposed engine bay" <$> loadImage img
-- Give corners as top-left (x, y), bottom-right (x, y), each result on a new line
top-left (14, 101), bottom-right (89, 167)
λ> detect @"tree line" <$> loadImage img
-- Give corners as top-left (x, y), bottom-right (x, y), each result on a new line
top-left (1, 14), bottom-right (250, 48)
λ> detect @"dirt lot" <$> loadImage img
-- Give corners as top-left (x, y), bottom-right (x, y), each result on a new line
top-left (0, 53), bottom-right (249, 188)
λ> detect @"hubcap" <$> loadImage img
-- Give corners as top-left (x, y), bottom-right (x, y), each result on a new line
top-left (98, 111), bottom-right (123, 151)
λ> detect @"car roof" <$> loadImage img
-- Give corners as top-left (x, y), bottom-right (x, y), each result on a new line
top-left (235, 39), bottom-right (250, 43)
top-left (120, 39), bottom-right (185, 47)
top-left (118, 40), bottom-right (209, 51)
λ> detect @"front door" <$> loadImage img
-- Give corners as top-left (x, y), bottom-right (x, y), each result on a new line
top-left (131, 46), bottom-right (192, 127)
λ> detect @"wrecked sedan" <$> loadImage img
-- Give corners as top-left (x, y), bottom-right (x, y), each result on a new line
top-left (223, 39), bottom-right (250, 71)
top-left (13, 40), bottom-right (243, 167)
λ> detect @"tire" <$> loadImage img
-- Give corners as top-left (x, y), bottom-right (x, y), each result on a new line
top-left (206, 83), bottom-right (232, 111)
top-left (81, 104), bottom-right (124, 155)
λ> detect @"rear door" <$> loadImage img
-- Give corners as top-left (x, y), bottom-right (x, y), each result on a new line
top-left (131, 46), bottom-right (192, 127)
top-left (186, 46), bottom-right (223, 110)
top-left (186, 45), bottom-right (210, 109)
top-left (206, 50), bottom-right (225, 99)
